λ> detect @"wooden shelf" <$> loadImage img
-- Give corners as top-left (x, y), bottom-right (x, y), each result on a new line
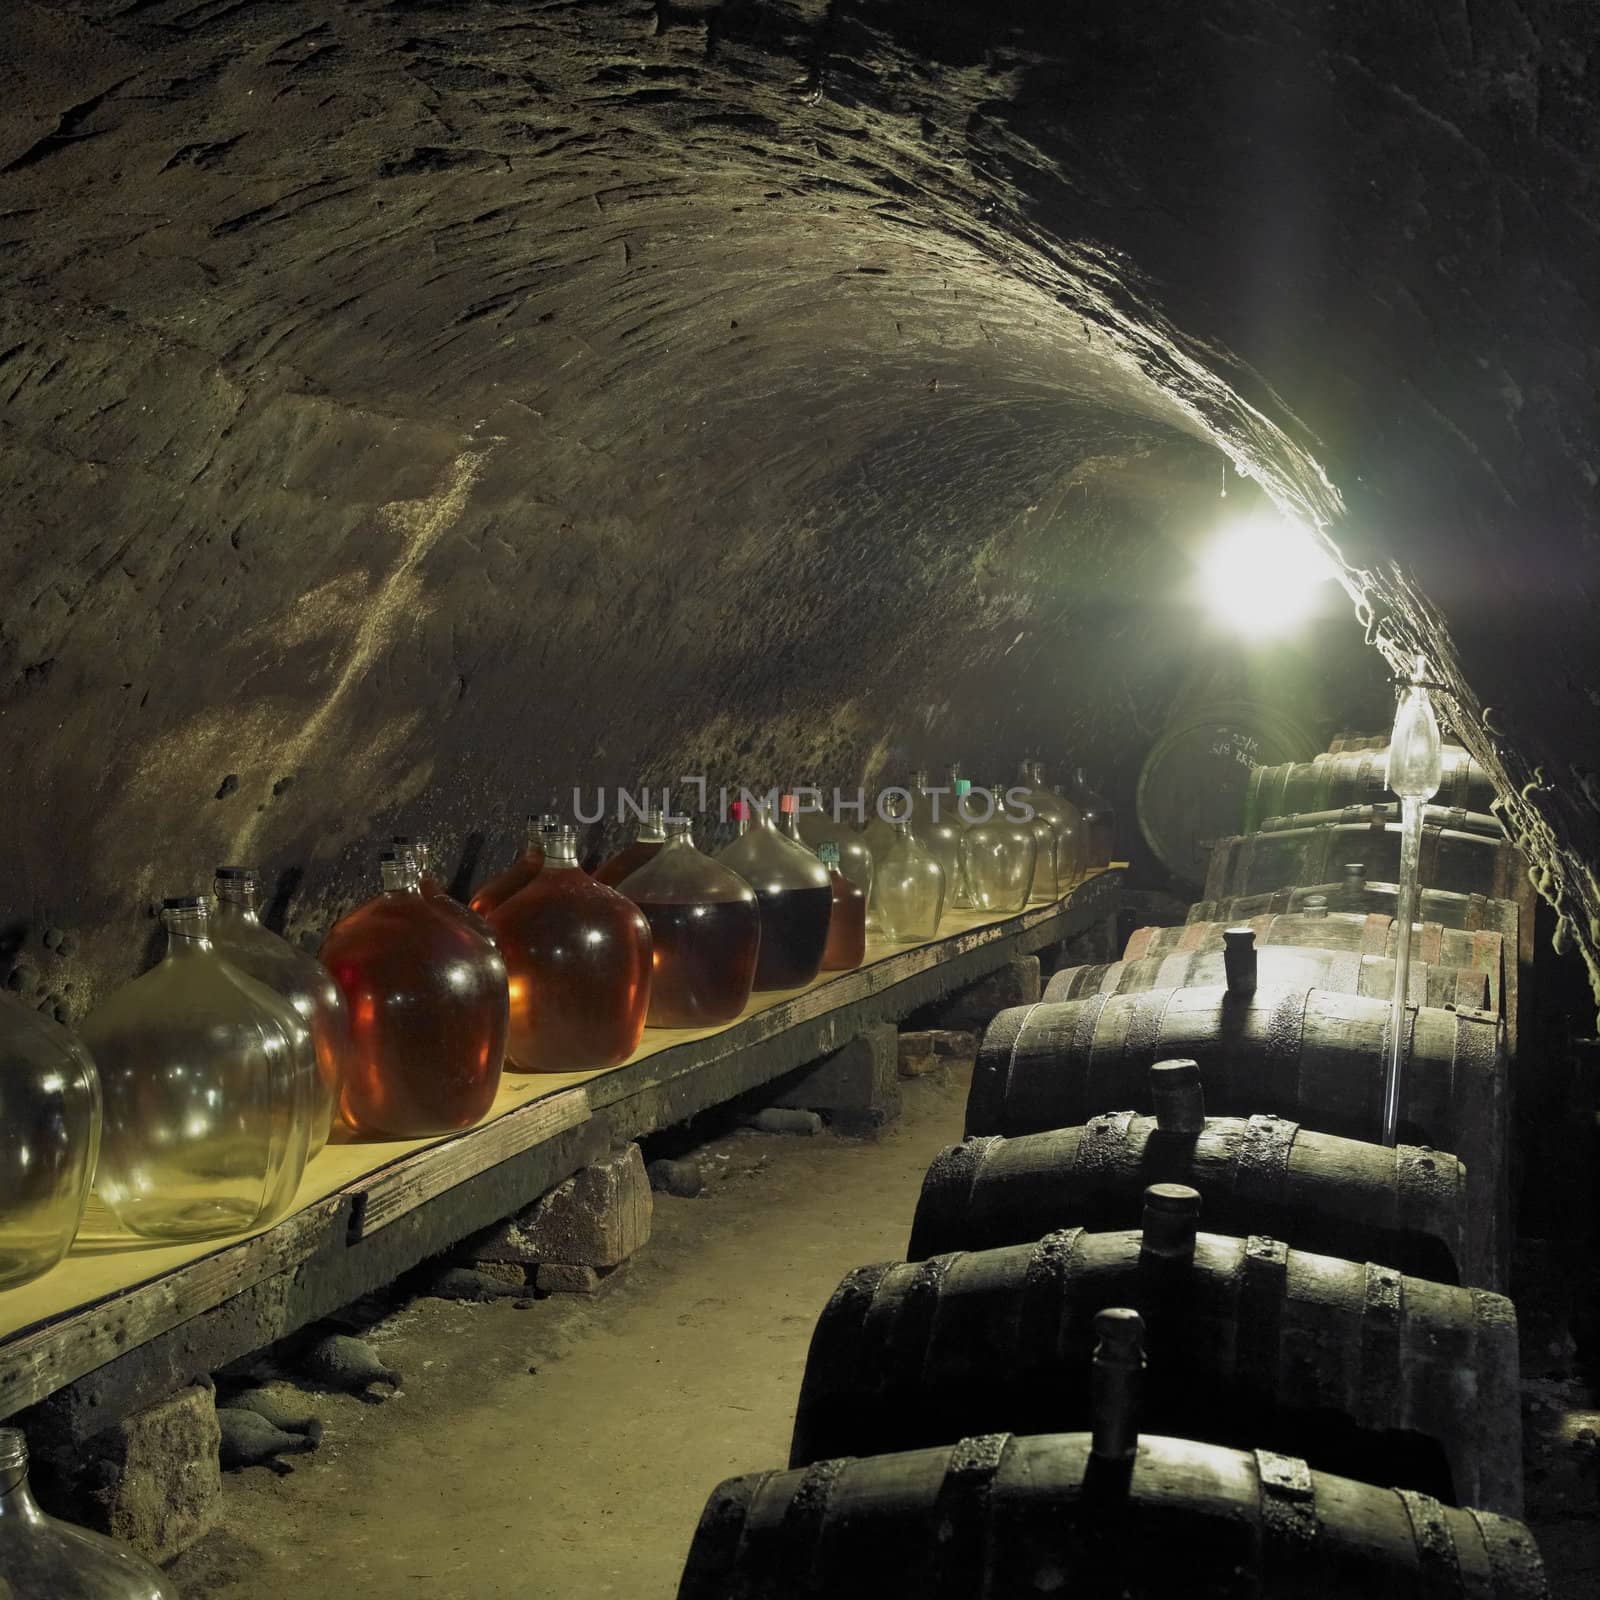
top-left (0, 870), bottom-right (1123, 1433)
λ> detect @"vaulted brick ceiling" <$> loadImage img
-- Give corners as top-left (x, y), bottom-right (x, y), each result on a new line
top-left (2, 2), bottom-right (1596, 1007)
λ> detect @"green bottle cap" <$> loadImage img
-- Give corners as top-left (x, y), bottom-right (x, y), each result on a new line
top-left (818, 843), bottom-right (840, 867)
top-left (955, 779), bottom-right (972, 796)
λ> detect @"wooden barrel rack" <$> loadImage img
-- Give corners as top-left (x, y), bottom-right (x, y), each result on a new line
top-left (678, 729), bottom-right (1555, 1597)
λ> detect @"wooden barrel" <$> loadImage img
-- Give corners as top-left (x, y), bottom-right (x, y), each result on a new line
top-left (790, 1220), bottom-right (1521, 1513)
top-left (1135, 700), bottom-right (1320, 883)
top-left (967, 986), bottom-right (1507, 1286)
top-left (1244, 747), bottom-right (1495, 830)
top-left (680, 1433), bottom-right (1549, 1600)
top-left (1202, 820), bottom-right (1527, 907)
top-left (1258, 801), bottom-right (1503, 839)
top-left (909, 1113), bottom-right (1469, 1282)
top-left (1127, 911), bottom-right (1508, 1036)
top-left (1044, 944), bottom-right (1490, 1012)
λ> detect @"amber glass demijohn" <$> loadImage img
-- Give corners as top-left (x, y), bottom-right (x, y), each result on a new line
top-left (716, 800), bottom-right (832, 990)
top-left (469, 814), bottom-right (553, 918)
top-left (817, 843), bottom-right (867, 972)
top-left (490, 826), bottom-right (652, 1072)
top-left (320, 851), bottom-right (508, 1138)
top-left (392, 836), bottom-right (499, 943)
top-left (618, 818), bottom-right (760, 1028)
top-left (0, 1428), bottom-right (176, 1599)
top-left (594, 809), bottom-right (667, 887)
top-left (792, 791), bottom-right (875, 911)
top-left (212, 866), bottom-right (347, 1157)
top-left (0, 996), bottom-right (101, 1291)
top-left (84, 897), bottom-right (316, 1242)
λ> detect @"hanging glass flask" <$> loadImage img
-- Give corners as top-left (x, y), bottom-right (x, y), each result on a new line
top-left (0, 1428), bottom-right (178, 1599)
top-left (618, 818), bottom-right (761, 1028)
top-left (490, 826), bottom-right (652, 1072)
top-left (84, 897), bottom-right (315, 1241)
top-left (0, 997), bottom-right (101, 1291)
top-left (320, 850), bottom-right (508, 1138)
top-left (212, 866), bottom-right (346, 1157)
top-left (716, 800), bottom-right (833, 990)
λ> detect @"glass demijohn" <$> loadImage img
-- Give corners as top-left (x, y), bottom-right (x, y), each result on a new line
top-left (716, 801), bottom-right (832, 989)
top-left (791, 791), bottom-right (875, 910)
top-left (594, 810), bottom-right (667, 887)
top-left (0, 1429), bottom-right (176, 1599)
top-left (320, 851), bottom-right (508, 1138)
top-left (912, 773), bottom-right (969, 909)
top-left (392, 836), bottom-right (499, 943)
top-left (490, 826), bottom-right (652, 1072)
top-left (1023, 761), bottom-right (1087, 889)
top-left (817, 843), bottom-right (867, 972)
top-left (468, 815), bottom-right (550, 918)
top-left (875, 819), bottom-right (946, 943)
top-left (618, 819), bottom-right (761, 1028)
top-left (83, 897), bottom-right (316, 1242)
top-left (211, 866), bottom-right (347, 1158)
top-left (0, 997), bottom-right (101, 1291)
top-left (1070, 766), bottom-right (1116, 869)
top-left (960, 783), bottom-right (1037, 913)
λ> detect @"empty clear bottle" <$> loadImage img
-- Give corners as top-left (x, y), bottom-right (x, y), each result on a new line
top-left (1009, 763), bottom-right (1061, 902)
top-left (321, 851), bottom-right (508, 1138)
top-left (212, 866), bottom-right (346, 1157)
top-left (618, 818), bottom-right (761, 1028)
top-left (1024, 761), bottom-right (1087, 890)
top-left (1069, 767), bottom-right (1116, 868)
top-left (960, 784), bottom-right (1036, 913)
top-left (0, 1429), bottom-right (176, 1599)
top-left (84, 898), bottom-right (315, 1242)
top-left (490, 826), bottom-right (652, 1072)
top-left (0, 997), bottom-right (100, 1291)
top-left (875, 819), bottom-right (945, 942)
top-left (913, 772), bottom-right (969, 909)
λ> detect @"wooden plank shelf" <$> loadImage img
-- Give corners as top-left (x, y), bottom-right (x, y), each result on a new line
top-left (0, 869), bottom-right (1123, 1435)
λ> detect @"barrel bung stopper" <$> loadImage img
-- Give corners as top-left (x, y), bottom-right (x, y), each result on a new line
top-left (1090, 1307), bottom-right (1145, 1465)
top-left (1302, 893), bottom-right (1329, 918)
top-left (1149, 1059), bottom-right (1205, 1136)
top-left (1140, 1182), bottom-right (1201, 1263)
top-left (1341, 861), bottom-right (1367, 898)
top-left (1223, 926), bottom-right (1258, 995)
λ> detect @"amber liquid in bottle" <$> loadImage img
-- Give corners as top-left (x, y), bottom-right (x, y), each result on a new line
top-left (469, 816), bottom-right (552, 918)
top-left (750, 886), bottom-right (833, 989)
top-left (819, 857), bottom-right (867, 972)
top-left (492, 830), bottom-right (652, 1072)
top-left (594, 838), bottom-right (665, 888)
top-left (639, 900), bottom-right (761, 1028)
top-left (322, 854), bottom-right (508, 1137)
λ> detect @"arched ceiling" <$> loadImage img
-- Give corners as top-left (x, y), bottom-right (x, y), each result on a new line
top-left (1, 1), bottom-right (1596, 1007)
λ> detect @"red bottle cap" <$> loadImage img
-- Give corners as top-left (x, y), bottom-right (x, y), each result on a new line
top-left (730, 800), bottom-right (750, 820)
top-left (780, 794), bottom-right (797, 814)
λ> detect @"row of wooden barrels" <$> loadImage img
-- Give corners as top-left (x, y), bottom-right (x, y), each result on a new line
top-left (676, 737), bottom-right (1549, 1597)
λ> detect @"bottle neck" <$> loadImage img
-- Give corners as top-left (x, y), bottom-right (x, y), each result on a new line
top-left (380, 860), bottom-right (421, 893)
top-left (544, 828), bottom-right (581, 867)
top-left (638, 812), bottom-right (666, 843)
top-left (162, 906), bottom-right (213, 956)
top-left (212, 887), bottom-right (262, 926)
top-left (0, 1433), bottom-right (40, 1519)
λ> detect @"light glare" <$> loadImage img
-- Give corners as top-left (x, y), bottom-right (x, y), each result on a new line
top-left (1198, 513), bottom-right (1337, 636)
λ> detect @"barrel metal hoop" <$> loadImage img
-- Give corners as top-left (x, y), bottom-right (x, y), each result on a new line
top-left (1359, 913), bottom-right (1391, 955)
top-left (928, 1428), bottom-right (1010, 1591)
top-left (1397, 1489), bottom-right (1468, 1599)
top-left (893, 1255), bottom-right (954, 1387)
top-left (784, 1455), bottom-right (848, 1574)
top-left (1395, 1147), bottom-right (1453, 1247)
top-left (1121, 986), bottom-right (1174, 1075)
top-left (1236, 1236), bottom-right (1289, 1389)
top-left (1464, 1507), bottom-right (1542, 1599)
top-left (1022, 1228), bottom-right (1085, 1364)
top-left (1358, 1263), bottom-right (1405, 1428)
top-left (1255, 1449), bottom-right (1317, 1555)
top-left (1264, 986), bottom-right (1311, 1101)
top-left (1233, 1114), bottom-right (1296, 1208)
top-left (1420, 919), bottom-right (1444, 965)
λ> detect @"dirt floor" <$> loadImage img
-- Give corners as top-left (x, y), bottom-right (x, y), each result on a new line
top-left (167, 1066), bottom-right (974, 1600)
top-left (164, 1058), bottom-right (1600, 1600)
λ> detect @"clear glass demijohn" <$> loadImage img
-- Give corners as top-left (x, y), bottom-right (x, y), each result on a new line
top-left (211, 866), bottom-right (347, 1158)
top-left (83, 897), bottom-right (316, 1242)
top-left (1023, 761), bottom-right (1086, 890)
top-left (875, 819), bottom-right (946, 943)
top-left (960, 781), bottom-right (1036, 914)
top-left (912, 771), bottom-right (969, 909)
top-left (0, 996), bottom-right (101, 1291)
top-left (0, 1429), bottom-right (176, 1599)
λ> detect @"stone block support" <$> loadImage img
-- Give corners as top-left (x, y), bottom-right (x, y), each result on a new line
top-left (897, 1028), bottom-right (979, 1079)
top-left (472, 1143), bottom-right (652, 1271)
top-left (771, 1023), bottom-right (900, 1135)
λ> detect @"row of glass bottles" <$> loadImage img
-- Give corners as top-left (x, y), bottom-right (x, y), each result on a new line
top-left (0, 763), bottom-right (1110, 1286)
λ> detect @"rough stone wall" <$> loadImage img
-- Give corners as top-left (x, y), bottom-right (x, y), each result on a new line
top-left (0, 2), bottom-right (1594, 1007)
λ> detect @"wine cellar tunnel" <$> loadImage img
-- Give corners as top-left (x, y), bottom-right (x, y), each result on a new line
top-left (1, 2), bottom-right (1598, 1598)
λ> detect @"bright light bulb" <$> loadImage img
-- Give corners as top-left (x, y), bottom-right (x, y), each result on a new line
top-left (1196, 512), bottom-right (1338, 636)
